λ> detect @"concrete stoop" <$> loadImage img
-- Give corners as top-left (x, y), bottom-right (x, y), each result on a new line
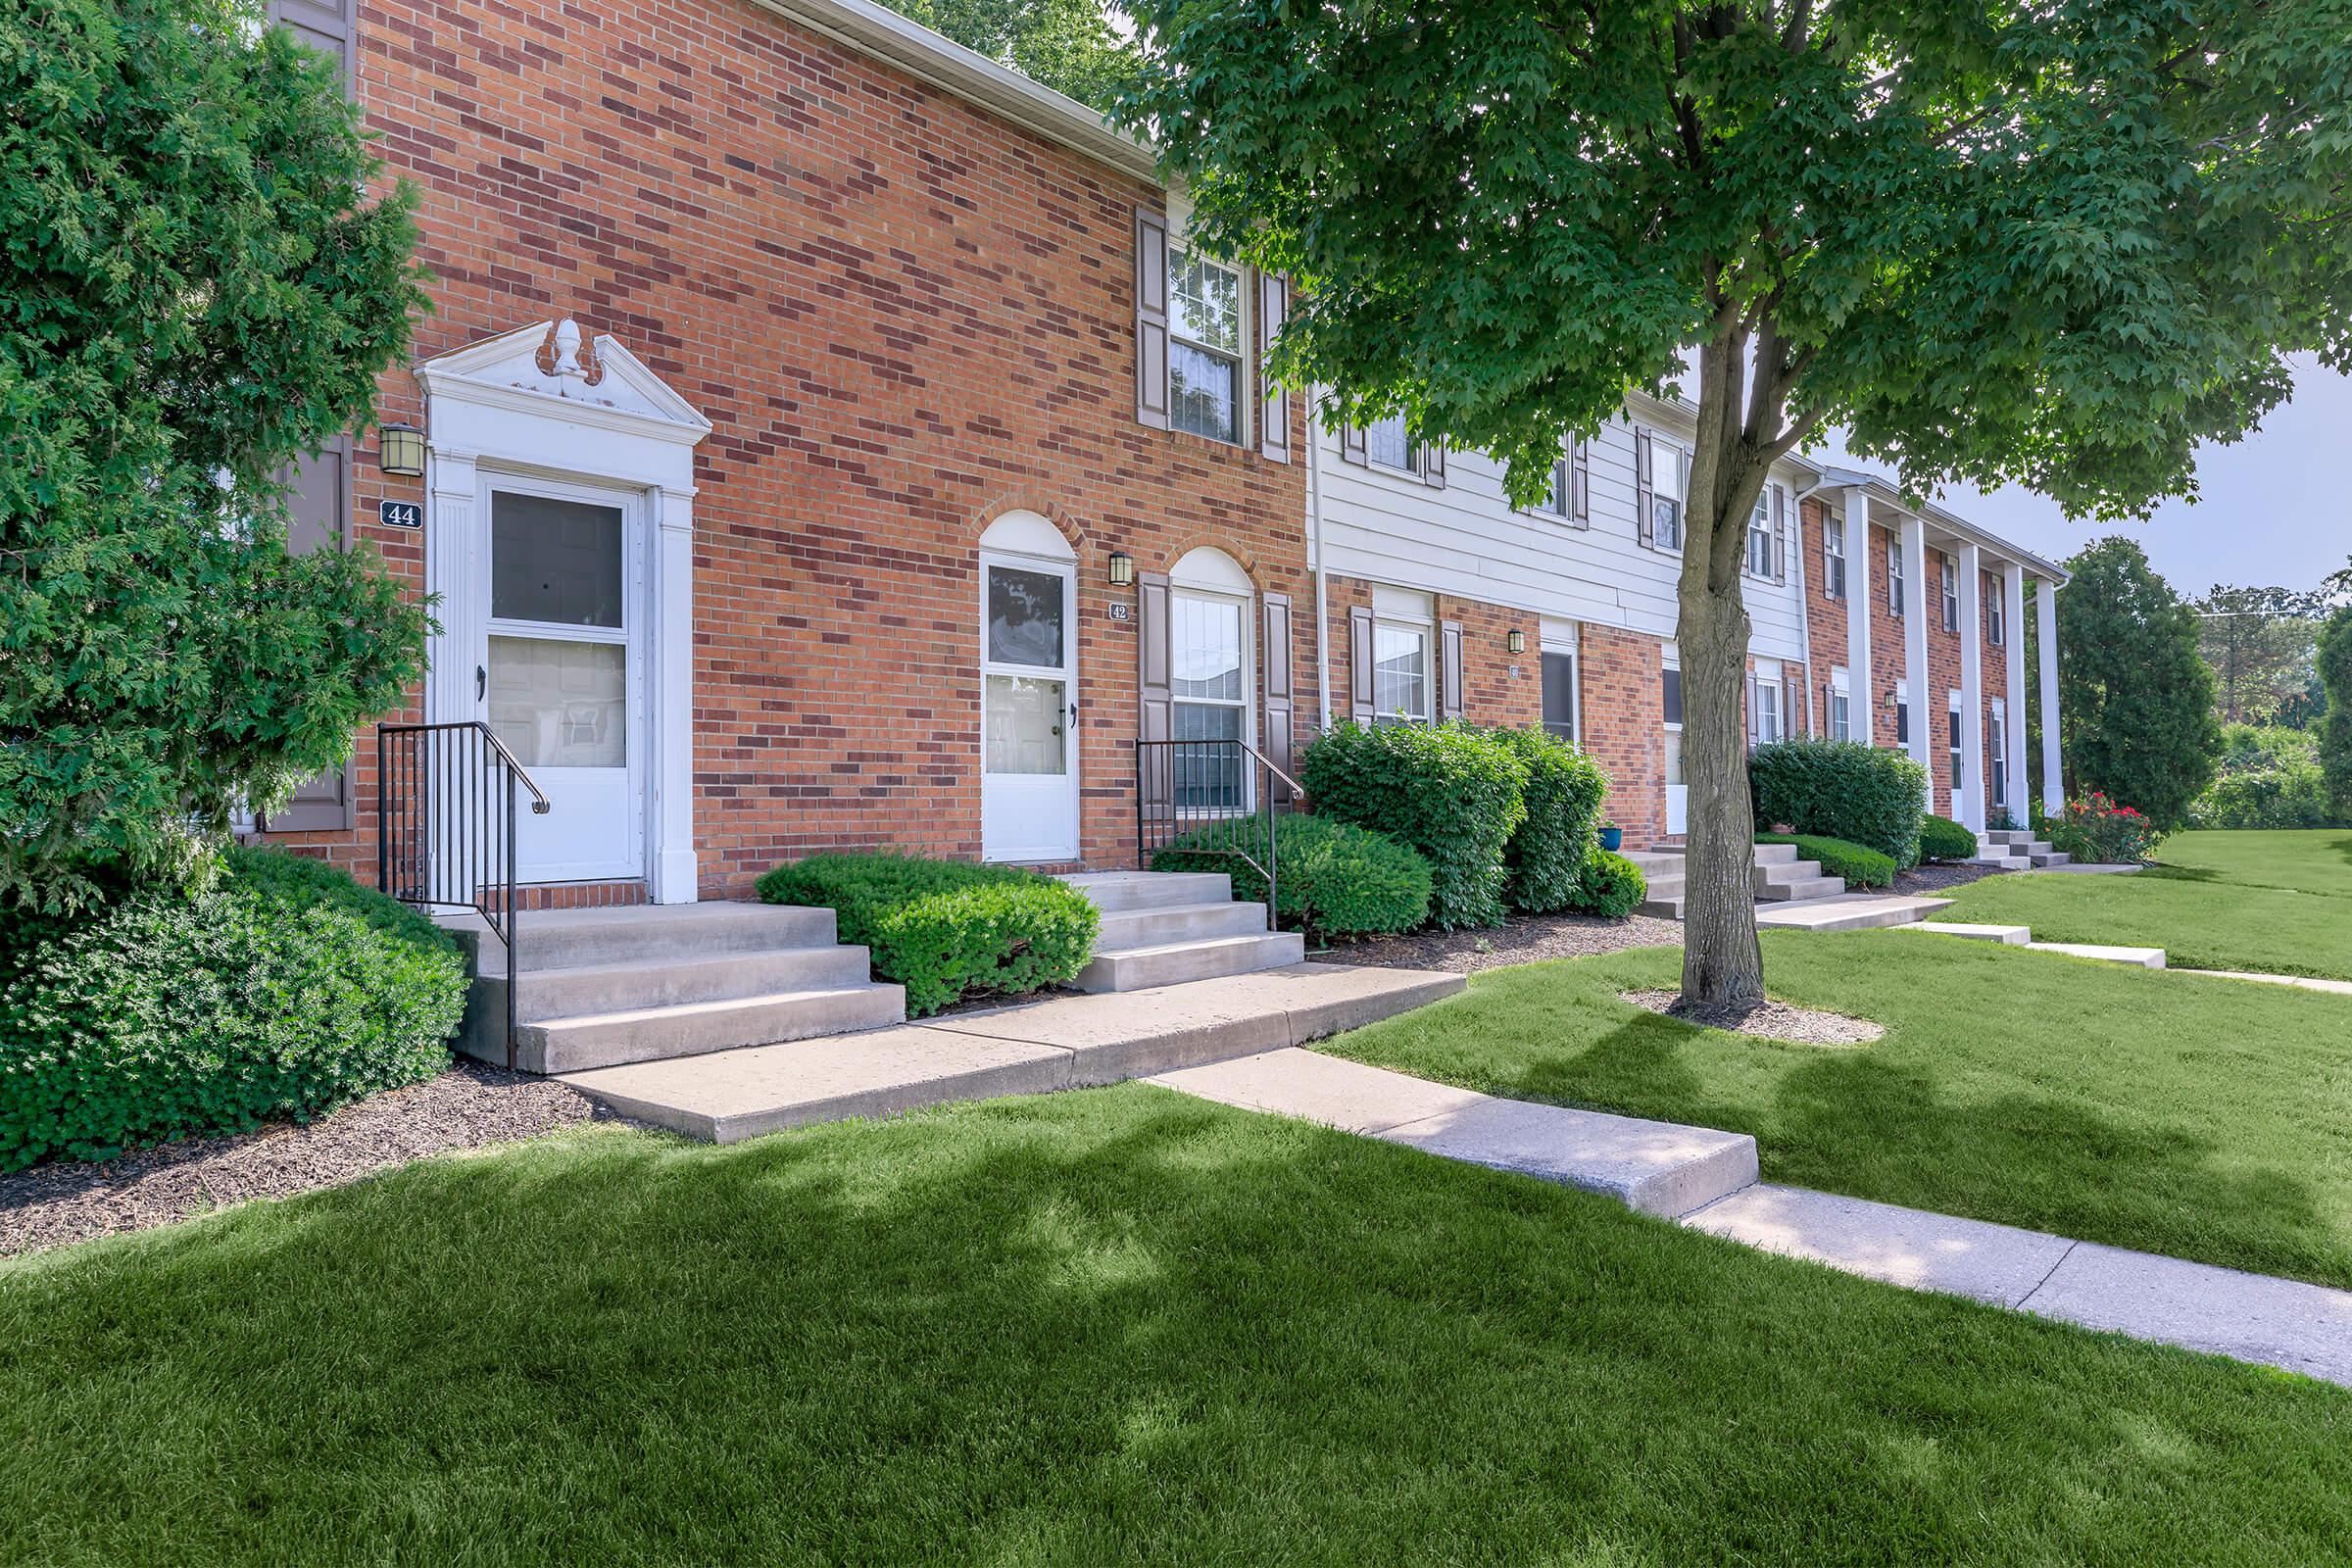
top-left (1061, 871), bottom-right (1305, 991)
top-left (559, 962), bottom-right (1464, 1143)
top-left (1978, 827), bottom-right (2072, 868)
top-left (448, 903), bottom-right (906, 1075)
top-left (1633, 843), bottom-right (1850, 919)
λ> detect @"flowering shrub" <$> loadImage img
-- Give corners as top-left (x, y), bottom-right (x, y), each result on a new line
top-left (2046, 792), bottom-right (2166, 866)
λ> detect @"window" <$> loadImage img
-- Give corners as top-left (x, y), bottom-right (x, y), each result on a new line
top-left (1533, 441), bottom-right (1585, 521)
top-left (1168, 246), bottom-right (1244, 445)
top-left (1829, 667), bottom-right (1852, 742)
top-left (1824, 518), bottom-right (1846, 601)
top-left (1752, 679), bottom-right (1782, 746)
top-left (1746, 495), bottom-right (1775, 577)
top-left (1365, 413), bottom-right (1419, 474)
top-left (1947, 698), bottom-right (1964, 791)
top-left (1986, 574), bottom-right (2005, 646)
top-left (1650, 442), bottom-right (1685, 550)
top-left (1888, 536), bottom-right (1906, 618)
top-left (1542, 651), bottom-right (1577, 742)
top-left (1171, 588), bottom-right (1250, 807)
top-left (1894, 691), bottom-right (1910, 746)
top-left (1662, 661), bottom-right (1685, 787)
top-left (1372, 620), bottom-right (1430, 722)
top-left (1939, 554), bottom-right (1959, 631)
top-left (1989, 702), bottom-right (2010, 809)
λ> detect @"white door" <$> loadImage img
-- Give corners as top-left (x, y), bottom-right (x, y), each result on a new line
top-left (981, 553), bottom-right (1078, 861)
top-left (479, 477), bottom-right (646, 883)
top-left (1663, 655), bottom-right (1688, 836)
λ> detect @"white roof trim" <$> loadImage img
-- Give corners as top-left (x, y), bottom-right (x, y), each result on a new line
top-left (749, 0), bottom-right (1160, 183)
top-left (1795, 463), bottom-right (2069, 583)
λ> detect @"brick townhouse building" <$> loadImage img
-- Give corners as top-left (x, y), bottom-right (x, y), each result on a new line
top-left (254, 0), bottom-right (2065, 908)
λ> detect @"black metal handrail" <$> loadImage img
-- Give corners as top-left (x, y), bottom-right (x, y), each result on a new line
top-left (377, 721), bottom-right (552, 1069)
top-left (1135, 738), bottom-right (1301, 931)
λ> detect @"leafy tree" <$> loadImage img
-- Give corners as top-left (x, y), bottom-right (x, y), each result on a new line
top-left (879, 0), bottom-right (1137, 109)
top-left (0, 0), bottom-right (429, 912)
top-left (2192, 584), bottom-right (2324, 726)
top-left (2056, 539), bottom-right (2219, 832)
top-left (1112, 0), bottom-right (2351, 1002)
top-left (2319, 608), bottom-right (2352, 819)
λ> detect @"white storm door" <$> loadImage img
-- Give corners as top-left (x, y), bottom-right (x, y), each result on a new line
top-left (1663, 657), bottom-right (1689, 836)
top-left (981, 554), bottom-right (1079, 861)
top-left (480, 479), bottom-right (646, 883)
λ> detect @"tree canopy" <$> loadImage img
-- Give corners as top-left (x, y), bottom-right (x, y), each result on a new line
top-left (2193, 584), bottom-right (2327, 727)
top-left (2058, 538), bottom-right (2219, 830)
top-left (0, 0), bottom-right (429, 911)
top-left (880, 0), bottom-right (1139, 109)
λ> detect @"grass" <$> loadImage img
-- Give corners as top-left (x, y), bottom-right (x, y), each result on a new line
top-left (1934, 828), bottom-right (2352, 980)
top-left (2, 1089), bottom-right (2348, 1564)
top-left (1318, 931), bottom-right (2352, 1289)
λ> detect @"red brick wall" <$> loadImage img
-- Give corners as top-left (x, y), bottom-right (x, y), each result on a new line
top-left (1926, 548), bottom-right (1965, 817)
top-left (254, 0), bottom-right (1310, 896)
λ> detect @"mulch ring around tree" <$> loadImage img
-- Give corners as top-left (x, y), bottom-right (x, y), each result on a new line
top-left (1311, 910), bottom-right (1686, 975)
top-left (1, 1063), bottom-right (635, 1259)
top-left (1620, 989), bottom-right (1886, 1047)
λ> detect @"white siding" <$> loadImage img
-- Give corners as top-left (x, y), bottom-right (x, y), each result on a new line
top-left (1309, 403), bottom-right (1812, 662)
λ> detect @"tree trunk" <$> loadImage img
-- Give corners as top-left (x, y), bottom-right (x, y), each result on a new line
top-left (1676, 334), bottom-right (1773, 1006)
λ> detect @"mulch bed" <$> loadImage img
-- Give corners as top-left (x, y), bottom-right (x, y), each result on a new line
top-left (1895, 860), bottom-right (2007, 895)
top-left (1620, 989), bottom-right (1886, 1046)
top-left (1309, 910), bottom-right (1685, 975)
top-left (1, 1063), bottom-right (625, 1259)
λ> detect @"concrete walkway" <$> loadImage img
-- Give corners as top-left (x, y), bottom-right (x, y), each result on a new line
top-left (1751, 893), bottom-right (1952, 931)
top-left (2183, 968), bottom-right (2352, 997)
top-left (561, 962), bottom-right (1462, 1143)
top-left (1152, 1048), bottom-right (2352, 1387)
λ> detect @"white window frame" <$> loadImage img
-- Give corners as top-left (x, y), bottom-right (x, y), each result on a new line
top-left (1166, 242), bottom-right (1250, 449)
top-left (1363, 412), bottom-right (1422, 477)
top-left (1986, 572), bottom-right (2005, 646)
top-left (1662, 646), bottom-right (1688, 834)
top-left (1888, 535), bottom-right (1906, 618)
top-left (1824, 517), bottom-right (1846, 601)
top-left (1168, 578), bottom-right (1255, 810)
top-left (1893, 688), bottom-right (1910, 746)
top-left (1752, 663), bottom-right (1783, 746)
top-left (1829, 665), bottom-right (1852, 742)
top-left (1746, 494), bottom-right (1776, 577)
top-left (1989, 698), bottom-right (2010, 811)
top-left (1939, 554), bottom-right (1960, 631)
top-left (1540, 619), bottom-right (1580, 744)
top-left (1651, 439), bottom-right (1687, 551)
top-left (1947, 689), bottom-right (1965, 794)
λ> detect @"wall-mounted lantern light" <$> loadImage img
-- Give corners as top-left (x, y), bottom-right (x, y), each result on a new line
top-left (378, 422), bottom-right (426, 477)
top-left (1106, 550), bottom-right (1136, 588)
top-left (1506, 628), bottom-right (1527, 655)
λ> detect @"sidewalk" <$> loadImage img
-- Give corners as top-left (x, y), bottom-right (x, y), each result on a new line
top-left (1152, 1048), bottom-right (2352, 1388)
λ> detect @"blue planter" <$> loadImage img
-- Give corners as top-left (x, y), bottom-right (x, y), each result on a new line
top-left (1597, 826), bottom-right (1623, 853)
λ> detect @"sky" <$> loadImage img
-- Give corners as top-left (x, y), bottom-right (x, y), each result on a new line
top-left (1802, 354), bottom-right (2352, 598)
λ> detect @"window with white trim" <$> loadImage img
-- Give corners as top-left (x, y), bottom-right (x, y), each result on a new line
top-left (1829, 666), bottom-right (1852, 742)
top-left (1989, 700), bottom-right (2010, 810)
top-left (1662, 657), bottom-right (1685, 788)
top-left (1532, 440), bottom-right (1584, 520)
top-left (1650, 441), bottom-right (1686, 550)
top-left (1170, 586), bottom-right (1251, 806)
top-left (1824, 517), bottom-right (1846, 600)
top-left (1364, 413), bottom-right (1420, 476)
top-left (1168, 246), bottom-right (1246, 445)
top-left (1947, 692), bottom-right (1964, 792)
top-left (1751, 662), bottom-right (1784, 746)
top-left (1893, 689), bottom-right (1910, 745)
top-left (1746, 495), bottom-right (1775, 577)
top-left (1986, 572), bottom-right (2005, 646)
top-left (1541, 621), bottom-right (1579, 742)
top-left (1939, 555), bottom-right (1960, 631)
top-left (1888, 536), bottom-right (1906, 618)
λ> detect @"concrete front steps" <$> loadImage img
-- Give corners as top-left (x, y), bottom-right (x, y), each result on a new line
top-left (1976, 827), bottom-right (2072, 869)
top-left (1061, 871), bottom-right (1304, 992)
top-left (1628, 843), bottom-right (1845, 918)
top-left (451, 902), bottom-right (906, 1075)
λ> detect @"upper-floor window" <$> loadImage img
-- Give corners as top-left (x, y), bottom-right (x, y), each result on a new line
top-left (1939, 554), bottom-right (1960, 631)
top-left (1168, 246), bottom-right (1245, 445)
top-left (1888, 537), bottom-right (1906, 618)
top-left (1824, 517), bottom-right (1847, 600)
top-left (1646, 438), bottom-right (1686, 550)
top-left (1365, 414), bottom-right (1420, 475)
top-left (1746, 496), bottom-right (1776, 577)
top-left (1986, 573), bottom-right (2005, 645)
top-left (1530, 438), bottom-right (1587, 523)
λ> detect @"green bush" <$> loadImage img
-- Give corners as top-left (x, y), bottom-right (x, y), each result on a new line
top-left (1298, 720), bottom-right (1530, 929)
top-left (1755, 834), bottom-right (1897, 889)
top-left (2190, 727), bottom-right (2342, 828)
top-left (1562, 849), bottom-right (1647, 918)
top-left (1917, 814), bottom-right (1980, 863)
top-left (2047, 792), bottom-right (2167, 866)
top-left (1750, 740), bottom-right (1931, 866)
top-left (1482, 726), bottom-right (1608, 914)
top-left (757, 853), bottom-right (1099, 1017)
top-left (1152, 813), bottom-right (1431, 943)
top-left (0, 848), bottom-right (466, 1171)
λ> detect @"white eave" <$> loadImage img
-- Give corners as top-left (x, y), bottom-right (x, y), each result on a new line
top-left (749, 0), bottom-right (1162, 184)
top-left (1796, 463), bottom-right (2071, 584)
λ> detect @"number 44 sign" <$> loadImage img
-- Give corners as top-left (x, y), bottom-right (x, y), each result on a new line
top-left (378, 500), bottom-right (423, 530)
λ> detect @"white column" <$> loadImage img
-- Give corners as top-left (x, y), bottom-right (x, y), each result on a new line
top-left (2036, 578), bottom-right (2064, 812)
top-left (1901, 514), bottom-right (1934, 809)
top-left (2002, 564), bottom-right (2028, 818)
top-left (1956, 542), bottom-right (1985, 832)
top-left (648, 483), bottom-right (700, 904)
top-left (1843, 488), bottom-right (1872, 744)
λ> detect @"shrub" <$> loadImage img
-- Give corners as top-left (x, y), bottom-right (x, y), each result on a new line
top-left (2191, 760), bottom-right (2338, 829)
top-left (2047, 792), bottom-right (2167, 866)
top-left (1562, 850), bottom-right (1647, 918)
top-left (1481, 726), bottom-right (1608, 915)
top-left (1152, 813), bottom-right (1431, 943)
top-left (1755, 834), bottom-right (1896, 889)
top-left (0, 849), bottom-right (466, 1171)
top-left (1917, 814), bottom-right (1980, 863)
top-left (757, 853), bottom-right (1099, 1017)
top-left (1749, 740), bottom-right (1930, 867)
top-left (1298, 720), bottom-right (1530, 929)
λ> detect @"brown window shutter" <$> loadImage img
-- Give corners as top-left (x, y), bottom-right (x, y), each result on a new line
top-left (1261, 591), bottom-right (1295, 799)
top-left (1134, 211), bottom-right (1170, 430)
top-left (1744, 673), bottom-right (1761, 752)
top-left (268, 0), bottom-right (356, 85)
top-left (1136, 569), bottom-right (1174, 820)
top-left (1786, 670), bottom-right (1804, 739)
top-left (1256, 273), bottom-right (1289, 463)
top-left (1439, 618), bottom-right (1465, 721)
top-left (1771, 484), bottom-right (1788, 584)
top-left (259, 438), bottom-right (355, 831)
top-left (1571, 437), bottom-right (1591, 526)
top-left (1339, 423), bottom-right (1367, 466)
top-left (1348, 604), bottom-right (1375, 720)
top-left (1634, 429), bottom-right (1655, 548)
top-left (1422, 440), bottom-right (1446, 490)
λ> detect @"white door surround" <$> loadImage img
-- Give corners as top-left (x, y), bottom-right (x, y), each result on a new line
top-left (416, 319), bottom-right (711, 903)
top-left (980, 511), bottom-right (1081, 863)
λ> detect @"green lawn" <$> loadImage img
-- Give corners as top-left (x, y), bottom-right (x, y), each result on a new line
top-left (1318, 932), bottom-right (2352, 1289)
top-left (2, 1094), bottom-right (2347, 1564)
top-left (1933, 828), bottom-right (2352, 979)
